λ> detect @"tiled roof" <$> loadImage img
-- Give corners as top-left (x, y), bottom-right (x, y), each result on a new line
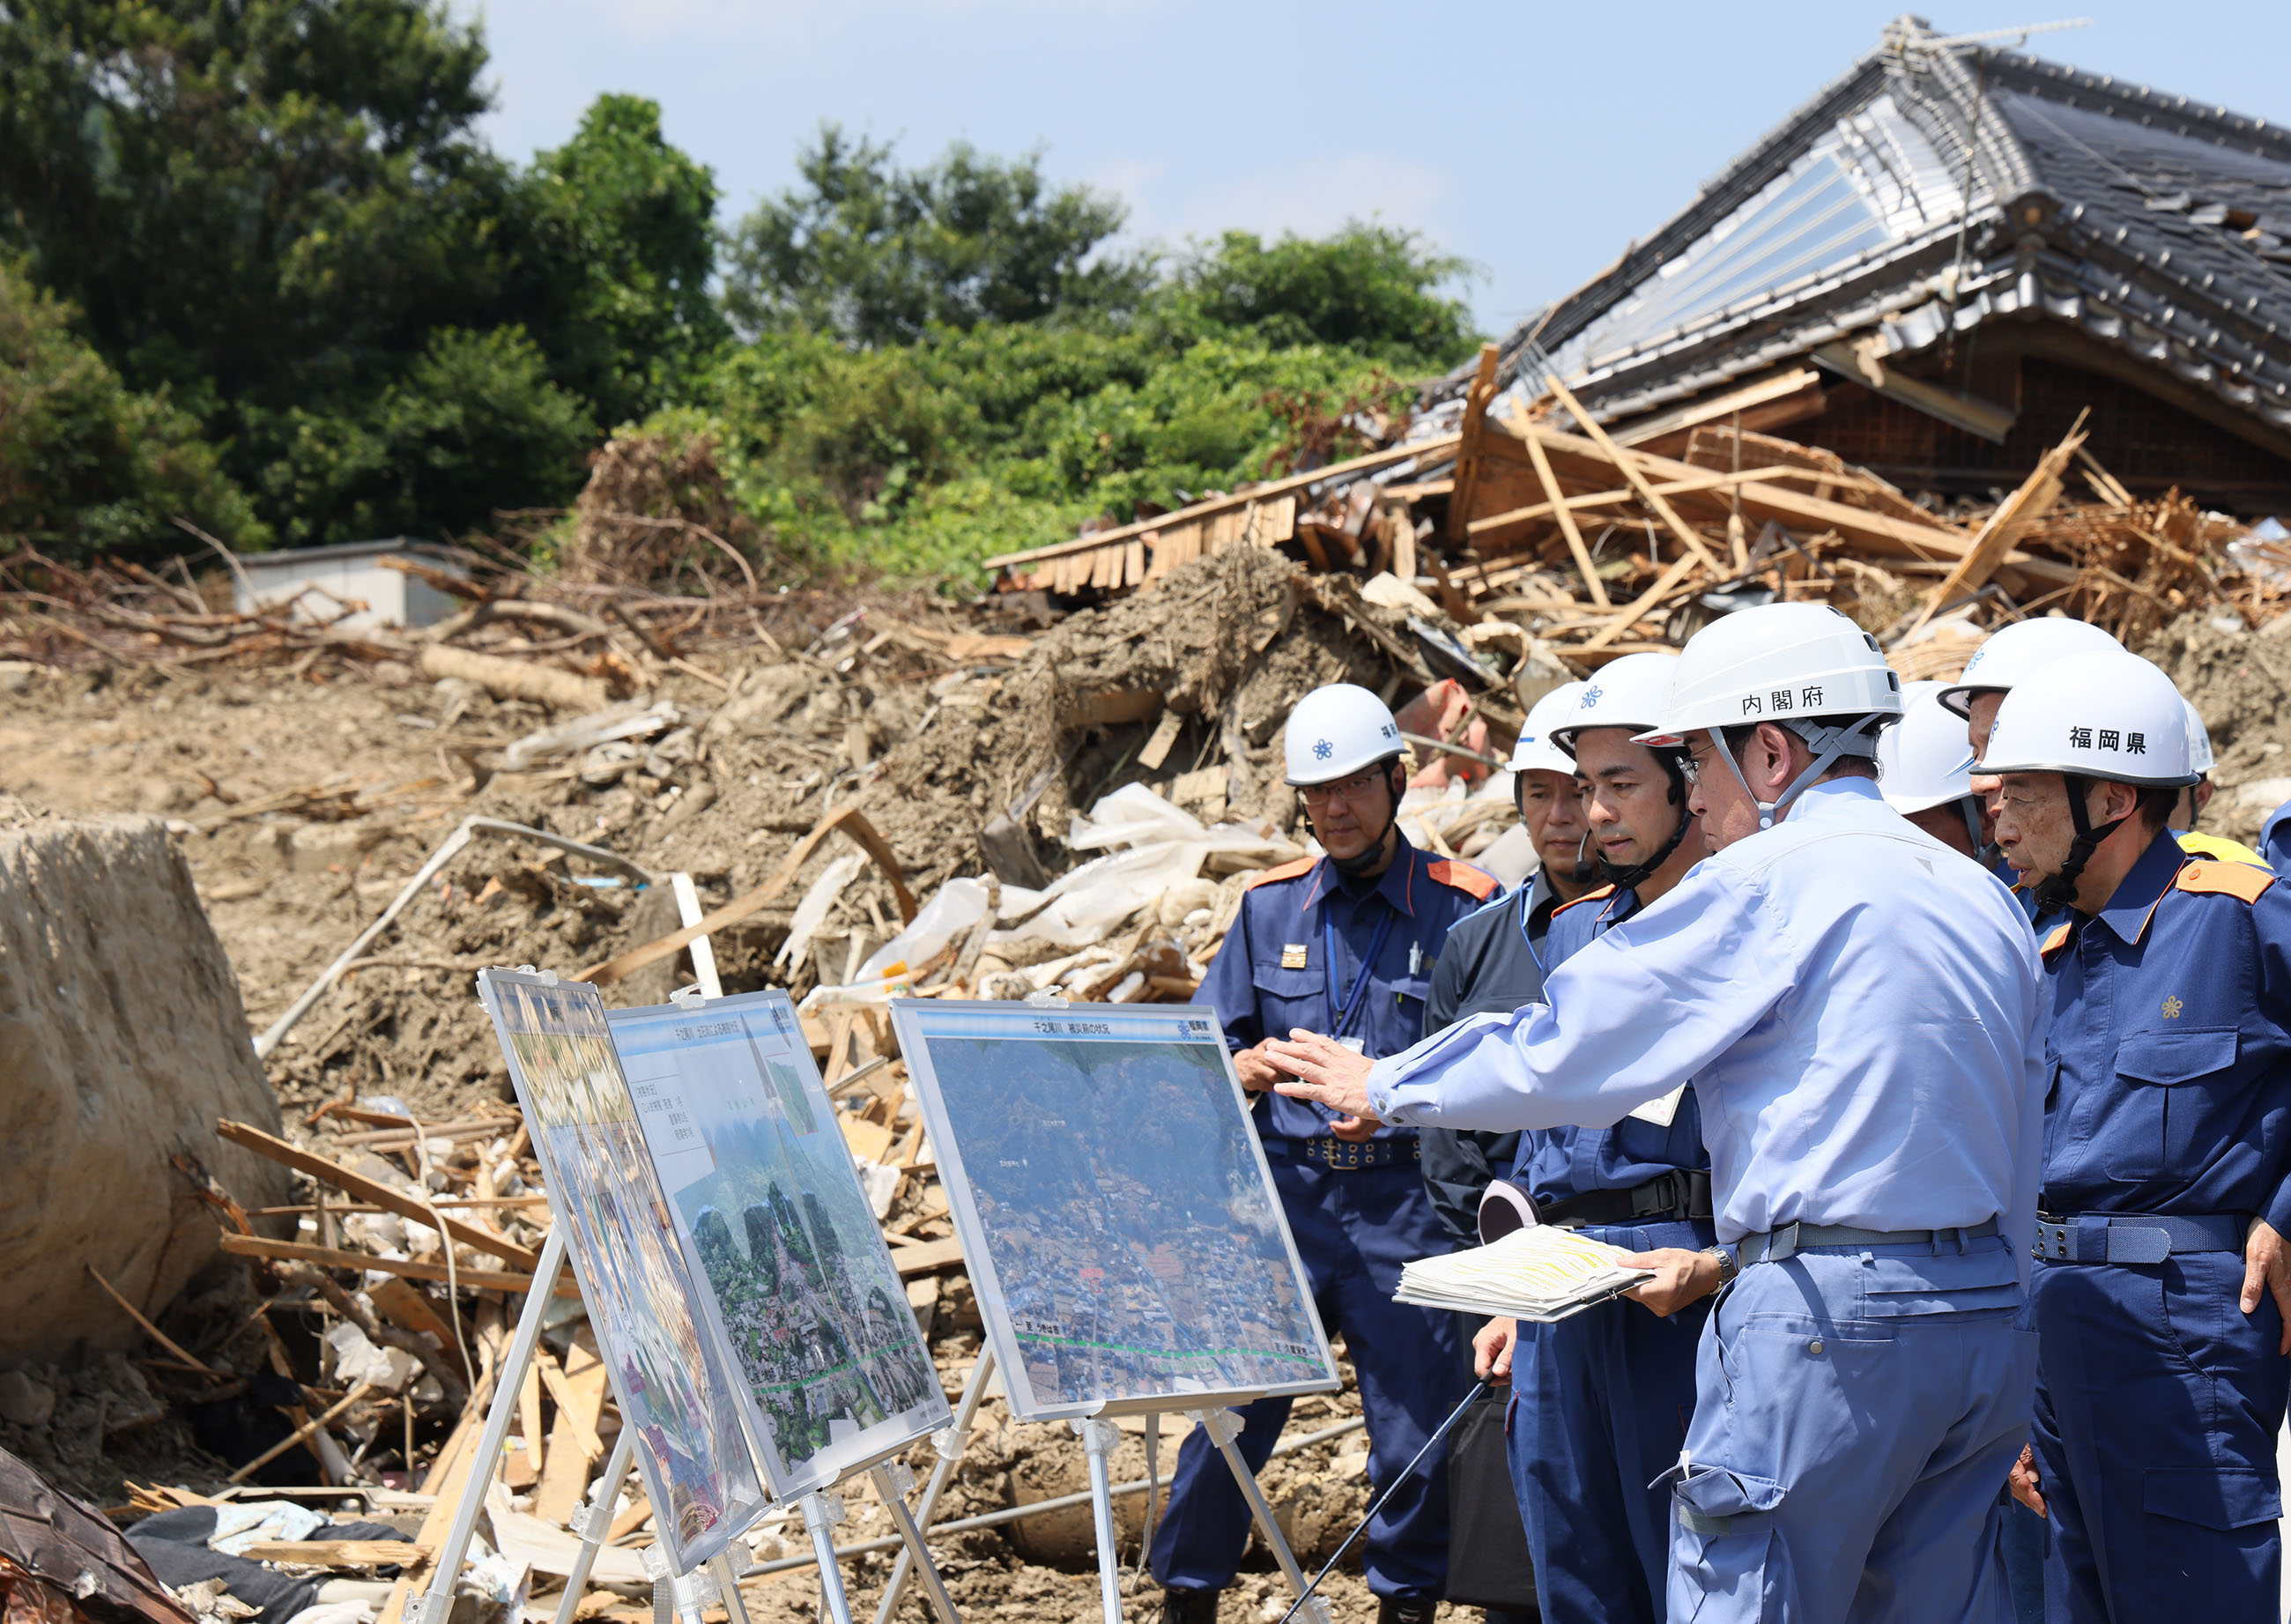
top-left (1455, 19), bottom-right (2291, 442)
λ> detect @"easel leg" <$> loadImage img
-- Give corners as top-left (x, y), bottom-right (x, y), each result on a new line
top-left (1131, 1414), bottom-right (1160, 1594)
top-left (1188, 1409), bottom-right (1323, 1622)
top-left (872, 1348), bottom-right (994, 1624)
top-left (550, 1425), bottom-right (639, 1624)
top-left (803, 1494), bottom-right (856, 1624)
top-left (415, 1226), bottom-right (569, 1624)
top-left (707, 1554), bottom-right (753, 1624)
top-left (869, 1465), bottom-right (961, 1624)
top-left (1073, 1418), bottom-right (1124, 1624)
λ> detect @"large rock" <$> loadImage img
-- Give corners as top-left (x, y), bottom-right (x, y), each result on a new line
top-left (0, 805), bottom-right (290, 1362)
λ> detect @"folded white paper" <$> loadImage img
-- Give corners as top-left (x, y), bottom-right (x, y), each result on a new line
top-left (1396, 1225), bottom-right (1654, 1323)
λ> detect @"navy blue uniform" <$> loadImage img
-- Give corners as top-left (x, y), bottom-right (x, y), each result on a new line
top-left (2030, 833), bottom-right (2291, 1620)
top-left (1419, 871), bottom-right (1573, 1241)
top-left (1149, 841), bottom-right (1493, 1603)
top-left (1496, 886), bottom-right (1713, 1624)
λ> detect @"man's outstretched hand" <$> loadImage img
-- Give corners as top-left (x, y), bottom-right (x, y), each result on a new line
top-left (1265, 1031), bottom-right (1381, 1125)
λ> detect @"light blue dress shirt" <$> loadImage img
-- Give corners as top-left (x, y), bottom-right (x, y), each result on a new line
top-left (1366, 777), bottom-right (2050, 1258)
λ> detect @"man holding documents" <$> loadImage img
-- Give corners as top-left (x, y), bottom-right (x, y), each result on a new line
top-left (1268, 605), bottom-right (2048, 1624)
top-left (1478, 652), bottom-right (1715, 1624)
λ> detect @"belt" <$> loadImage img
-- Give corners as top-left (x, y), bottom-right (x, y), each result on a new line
top-left (1738, 1218), bottom-right (1998, 1266)
top-left (2033, 1212), bottom-right (2246, 1264)
top-left (1540, 1170), bottom-right (1713, 1228)
top-left (1266, 1136), bottom-right (1420, 1170)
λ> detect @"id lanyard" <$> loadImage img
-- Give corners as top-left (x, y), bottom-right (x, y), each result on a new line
top-left (1324, 908), bottom-right (1398, 1045)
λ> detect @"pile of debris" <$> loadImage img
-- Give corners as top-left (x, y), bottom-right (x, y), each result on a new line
top-left (982, 359), bottom-right (2278, 690)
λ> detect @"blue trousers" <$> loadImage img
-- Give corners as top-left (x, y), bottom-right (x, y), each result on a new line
top-left (1508, 1217), bottom-right (1711, 1624)
top-left (1149, 1157), bottom-right (1469, 1599)
top-left (1664, 1236), bottom-right (2037, 1622)
top-left (2028, 1250), bottom-right (2288, 1621)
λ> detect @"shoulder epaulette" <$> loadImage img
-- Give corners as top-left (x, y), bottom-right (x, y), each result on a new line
top-left (1426, 857), bottom-right (1498, 901)
top-left (2175, 860), bottom-right (2275, 905)
top-left (1550, 883), bottom-right (1619, 920)
top-left (1245, 856), bottom-right (1318, 891)
top-left (2040, 921), bottom-right (2073, 960)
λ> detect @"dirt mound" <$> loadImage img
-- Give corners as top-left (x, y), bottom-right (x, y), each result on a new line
top-left (1, 808), bottom-right (292, 1364)
top-left (2144, 610), bottom-right (2291, 839)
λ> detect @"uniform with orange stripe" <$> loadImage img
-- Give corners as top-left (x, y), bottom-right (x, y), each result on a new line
top-left (1147, 824), bottom-right (1496, 1618)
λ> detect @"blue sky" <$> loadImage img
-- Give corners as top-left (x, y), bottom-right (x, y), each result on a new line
top-left (455, 2), bottom-right (2291, 337)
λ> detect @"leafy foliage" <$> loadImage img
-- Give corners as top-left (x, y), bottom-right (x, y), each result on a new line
top-left (0, 259), bottom-right (264, 558)
top-left (1175, 225), bottom-right (1479, 368)
top-left (527, 94), bottom-right (730, 431)
top-left (0, 10), bottom-right (1479, 578)
top-left (722, 125), bottom-right (1157, 346)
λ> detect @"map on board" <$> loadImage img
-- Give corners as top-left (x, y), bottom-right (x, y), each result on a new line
top-left (474, 971), bottom-right (767, 1571)
top-left (893, 1002), bottom-right (1338, 1421)
top-left (605, 991), bottom-right (947, 1497)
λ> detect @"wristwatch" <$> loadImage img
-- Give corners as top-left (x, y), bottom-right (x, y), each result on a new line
top-left (1702, 1244), bottom-right (1739, 1286)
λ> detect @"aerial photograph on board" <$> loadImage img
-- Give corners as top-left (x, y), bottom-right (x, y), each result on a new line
top-left (477, 973), bottom-right (767, 1567)
top-left (903, 1008), bottom-right (1334, 1413)
top-left (610, 993), bottom-right (945, 1491)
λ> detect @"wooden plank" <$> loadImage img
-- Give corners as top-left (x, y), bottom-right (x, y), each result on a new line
top-left (215, 1121), bottom-right (541, 1272)
top-left (889, 1235), bottom-right (967, 1279)
top-left (982, 435), bottom-right (1459, 570)
top-left (532, 1346), bottom-right (606, 1524)
top-left (579, 805), bottom-right (916, 987)
top-left (1123, 538), bottom-right (1146, 585)
top-left (1523, 427), bottom-right (2080, 588)
top-left (1524, 433), bottom-right (1611, 608)
top-left (1546, 374), bottom-right (1723, 575)
top-left (1580, 553), bottom-right (1703, 655)
top-left (1447, 344), bottom-right (1501, 543)
top-left (367, 1278), bottom-right (466, 1368)
top-left (1907, 416), bottom-right (2087, 634)
top-left (219, 1234), bottom-right (579, 1297)
top-left (238, 1541), bottom-right (433, 1570)
top-left (518, 1350), bottom-right (547, 1478)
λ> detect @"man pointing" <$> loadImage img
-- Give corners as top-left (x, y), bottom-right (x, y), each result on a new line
top-left (1269, 604), bottom-right (2048, 1622)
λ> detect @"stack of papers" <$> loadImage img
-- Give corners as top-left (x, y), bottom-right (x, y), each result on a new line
top-left (1395, 1226), bottom-right (1655, 1323)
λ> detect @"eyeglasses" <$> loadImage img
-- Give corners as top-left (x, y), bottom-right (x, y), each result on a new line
top-left (1679, 749), bottom-right (1711, 787)
top-left (1299, 768), bottom-right (1390, 807)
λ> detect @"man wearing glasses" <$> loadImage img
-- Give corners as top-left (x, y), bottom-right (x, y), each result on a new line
top-left (1267, 607), bottom-right (2048, 1623)
top-left (1150, 682), bottom-right (1499, 1624)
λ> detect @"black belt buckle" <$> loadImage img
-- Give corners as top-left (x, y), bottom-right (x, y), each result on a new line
top-left (1301, 1137), bottom-right (1413, 1169)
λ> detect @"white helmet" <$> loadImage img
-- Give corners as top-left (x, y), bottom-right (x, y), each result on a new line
top-left (1642, 604), bottom-right (1901, 744)
top-left (1509, 681), bottom-right (1587, 776)
top-left (1639, 604), bottom-right (1901, 829)
top-left (1284, 683), bottom-right (1405, 786)
top-left (1980, 650), bottom-right (2200, 788)
top-left (1937, 617), bottom-right (2121, 718)
top-left (1878, 682), bottom-right (1978, 815)
top-left (1550, 653), bottom-right (1679, 755)
top-left (2183, 698), bottom-right (2215, 776)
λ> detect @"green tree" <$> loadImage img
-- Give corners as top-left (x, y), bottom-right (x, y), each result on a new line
top-left (248, 326), bottom-right (593, 548)
top-left (722, 125), bottom-right (1155, 346)
top-left (0, 259), bottom-right (263, 560)
top-left (1176, 224), bottom-right (1479, 368)
top-left (528, 94), bottom-right (729, 431)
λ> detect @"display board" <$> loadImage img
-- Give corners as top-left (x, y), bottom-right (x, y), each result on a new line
top-left (891, 1001), bottom-right (1338, 1421)
top-left (474, 971), bottom-right (767, 1569)
top-left (604, 990), bottom-right (949, 1498)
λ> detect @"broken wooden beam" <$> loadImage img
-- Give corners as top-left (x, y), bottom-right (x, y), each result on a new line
top-left (215, 1119), bottom-right (541, 1272)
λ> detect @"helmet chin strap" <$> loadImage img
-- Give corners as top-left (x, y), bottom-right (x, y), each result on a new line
top-left (1594, 753), bottom-right (1694, 890)
top-left (1707, 716), bottom-right (1886, 832)
top-left (2033, 773), bottom-right (2127, 911)
top-left (1959, 796), bottom-right (1997, 868)
top-left (1323, 764), bottom-right (1402, 878)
